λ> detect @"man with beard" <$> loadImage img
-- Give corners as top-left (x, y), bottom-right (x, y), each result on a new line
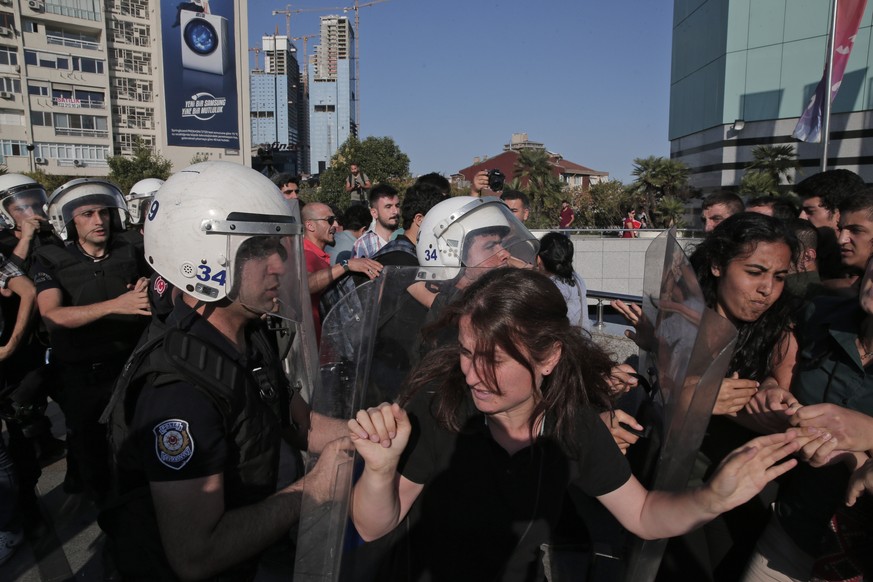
top-left (352, 185), bottom-right (400, 259)
top-left (29, 179), bottom-right (151, 504)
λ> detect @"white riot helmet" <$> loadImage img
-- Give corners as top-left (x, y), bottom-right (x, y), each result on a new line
top-left (46, 178), bottom-right (128, 241)
top-left (126, 178), bottom-right (165, 226)
top-left (416, 196), bottom-right (539, 280)
top-left (0, 173), bottom-right (48, 230)
top-left (144, 161), bottom-right (307, 323)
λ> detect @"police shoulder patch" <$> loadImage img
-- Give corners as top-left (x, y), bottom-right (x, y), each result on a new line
top-left (153, 419), bottom-right (194, 470)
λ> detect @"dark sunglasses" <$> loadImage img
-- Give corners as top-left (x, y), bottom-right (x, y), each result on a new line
top-left (311, 216), bottom-right (336, 225)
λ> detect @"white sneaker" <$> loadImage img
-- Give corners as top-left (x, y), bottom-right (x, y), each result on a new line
top-left (0, 528), bottom-right (23, 566)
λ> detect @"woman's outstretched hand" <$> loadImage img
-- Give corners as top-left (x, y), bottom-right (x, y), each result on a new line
top-left (703, 431), bottom-right (800, 514)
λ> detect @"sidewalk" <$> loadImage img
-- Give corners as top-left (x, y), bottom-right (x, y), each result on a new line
top-left (1, 402), bottom-right (106, 582)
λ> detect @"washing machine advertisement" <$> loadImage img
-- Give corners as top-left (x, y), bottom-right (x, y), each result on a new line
top-left (160, 0), bottom-right (240, 149)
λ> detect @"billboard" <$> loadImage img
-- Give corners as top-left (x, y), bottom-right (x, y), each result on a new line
top-left (160, 0), bottom-right (240, 149)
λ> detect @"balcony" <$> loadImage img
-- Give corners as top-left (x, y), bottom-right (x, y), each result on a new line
top-left (46, 34), bottom-right (101, 51)
top-left (53, 97), bottom-right (105, 109)
top-left (54, 127), bottom-right (108, 138)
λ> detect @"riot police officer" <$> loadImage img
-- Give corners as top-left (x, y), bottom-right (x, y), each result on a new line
top-left (0, 174), bottom-right (66, 528)
top-left (100, 162), bottom-right (345, 581)
top-left (29, 178), bottom-right (151, 503)
top-left (118, 177), bottom-right (164, 252)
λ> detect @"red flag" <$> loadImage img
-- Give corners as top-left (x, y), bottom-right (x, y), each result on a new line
top-left (793, 0), bottom-right (868, 143)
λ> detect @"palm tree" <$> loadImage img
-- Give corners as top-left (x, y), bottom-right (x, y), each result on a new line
top-left (514, 148), bottom-right (554, 192)
top-left (514, 148), bottom-right (562, 223)
top-left (631, 156), bottom-right (690, 227)
top-left (747, 144), bottom-right (800, 185)
top-left (659, 159), bottom-right (691, 199)
top-left (739, 170), bottom-right (780, 197)
top-left (657, 196), bottom-right (686, 228)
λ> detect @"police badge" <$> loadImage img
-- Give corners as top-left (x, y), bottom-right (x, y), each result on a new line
top-left (154, 419), bottom-right (194, 470)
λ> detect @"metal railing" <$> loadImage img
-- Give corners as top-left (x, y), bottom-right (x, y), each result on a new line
top-left (46, 35), bottom-right (101, 51)
top-left (539, 227), bottom-right (703, 238)
top-left (587, 289), bottom-right (642, 329)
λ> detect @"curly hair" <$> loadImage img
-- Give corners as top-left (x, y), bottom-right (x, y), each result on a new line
top-left (400, 268), bottom-right (614, 456)
top-left (690, 212), bottom-right (801, 380)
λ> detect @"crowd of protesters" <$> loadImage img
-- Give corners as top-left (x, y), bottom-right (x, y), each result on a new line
top-left (0, 163), bottom-right (872, 582)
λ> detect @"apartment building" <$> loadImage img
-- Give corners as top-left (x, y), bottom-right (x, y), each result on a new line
top-left (251, 34), bottom-right (307, 176)
top-left (308, 14), bottom-right (354, 175)
top-left (0, 0), bottom-right (250, 178)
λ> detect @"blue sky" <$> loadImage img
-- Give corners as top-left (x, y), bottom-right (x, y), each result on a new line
top-left (247, 0), bottom-right (674, 182)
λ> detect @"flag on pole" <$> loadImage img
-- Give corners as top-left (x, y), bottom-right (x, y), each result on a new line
top-left (793, 0), bottom-right (868, 143)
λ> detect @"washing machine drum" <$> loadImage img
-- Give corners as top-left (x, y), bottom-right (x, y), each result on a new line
top-left (184, 19), bottom-right (219, 55)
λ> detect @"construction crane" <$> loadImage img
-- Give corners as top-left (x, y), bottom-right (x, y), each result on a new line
top-left (335, 0), bottom-right (390, 130)
top-left (292, 33), bottom-right (317, 89)
top-left (271, 4), bottom-right (329, 38)
top-left (272, 1), bottom-right (390, 130)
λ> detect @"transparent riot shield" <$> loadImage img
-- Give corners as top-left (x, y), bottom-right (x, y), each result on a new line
top-left (293, 265), bottom-right (517, 581)
top-left (270, 232), bottom-right (322, 405)
top-left (623, 229), bottom-right (738, 582)
top-left (293, 271), bottom-right (386, 582)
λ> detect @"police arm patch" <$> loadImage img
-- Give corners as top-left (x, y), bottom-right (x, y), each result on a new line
top-left (153, 419), bottom-right (194, 470)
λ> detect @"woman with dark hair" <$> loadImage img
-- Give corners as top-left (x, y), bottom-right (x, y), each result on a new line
top-left (613, 212), bottom-right (802, 581)
top-left (616, 212), bottom-right (801, 414)
top-left (537, 232), bottom-right (591, 331)
top-left (348, 268), bottom-right (801, 582)
top-left (689, 212), bottom-right (800, 390)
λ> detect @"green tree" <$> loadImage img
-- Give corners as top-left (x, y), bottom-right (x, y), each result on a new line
top-left (24, 169), bottom-right (73, 193)
top-left (739, 170), bottom-right (780, 198)
top-left (512, 148), bottom-right (563, 228)
top-left (587, 180), bottom-right (635, 228)
top-left (107, 141), bottom-right (173, 194)
top-left (317, 136), bottom-right (411, 209)
top-left (656, 196), bottom-right (687, 228)
top-left (631, 156), bottom-right (690, 227)
top-left (747, 144), bottom-right (799, 186)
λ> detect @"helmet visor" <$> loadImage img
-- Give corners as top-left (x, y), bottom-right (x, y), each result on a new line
top-left (1, 187), bottom-right (48, 227)
top-left (226, 234), bottom-right (306, 324)
top-left (458, 202), bottom-right (539, 268)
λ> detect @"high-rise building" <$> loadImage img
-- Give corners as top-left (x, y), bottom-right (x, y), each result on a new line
top-left (0, 0), bottom-right (251, 178)
top-left (670, 0), bottom-right (873, 191)
top-left (251, 34), bottom-right (307, 176)
top-left (308, 14), bottom-right (354, 175)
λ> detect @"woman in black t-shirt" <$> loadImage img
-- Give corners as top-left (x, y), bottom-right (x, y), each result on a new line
top-left (349, 268), bottom-right (803, 581)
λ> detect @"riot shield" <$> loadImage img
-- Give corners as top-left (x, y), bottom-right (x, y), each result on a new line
top-left (293, 270), bottom-right (385, 582)
top-left (293, 265), bottom-right (520, 581)
top-left (623, 229), bottom-right (738, 582)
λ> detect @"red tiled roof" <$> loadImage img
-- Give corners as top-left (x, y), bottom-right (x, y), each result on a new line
top-left (458, 150), bottom-right (606, 183)
top-left (553, 158), bottom-right (608, 176)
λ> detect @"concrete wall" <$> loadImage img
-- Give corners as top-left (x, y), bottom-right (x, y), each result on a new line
top-left (532, 232), bottom-right (703, 297)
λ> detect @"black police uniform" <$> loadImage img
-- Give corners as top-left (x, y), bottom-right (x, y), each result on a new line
top-left (29, 237), bottom-right (149, 502)
top-left (100, 300), bottom-right (292, 581)
top-left (0, 229), bottom-right (65, 515)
